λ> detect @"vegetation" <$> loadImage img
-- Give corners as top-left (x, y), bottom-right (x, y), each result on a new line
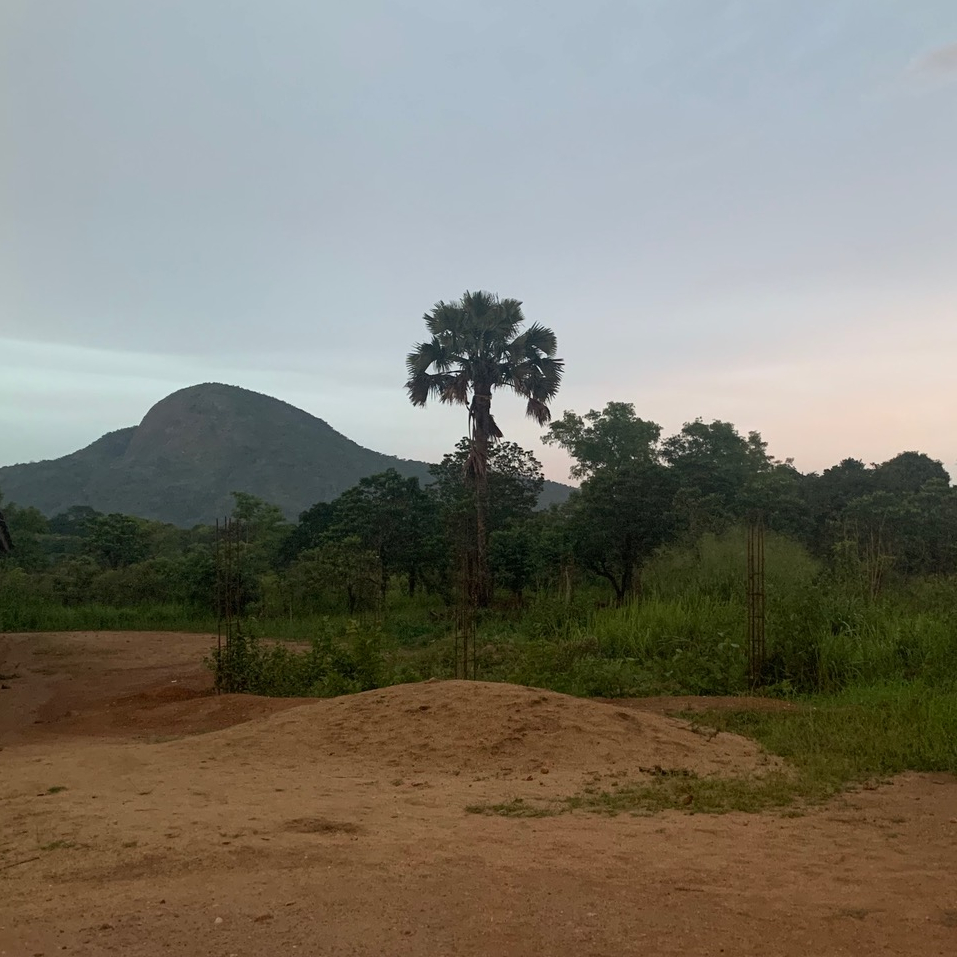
top-left (2, 463), bottom-right (954, 702)
top-left (468, 683), bottom-right (957, 817)
top-left (406, 291), bottom-right (563, 605)
top-left (2, 343), bottom-right (956, 814)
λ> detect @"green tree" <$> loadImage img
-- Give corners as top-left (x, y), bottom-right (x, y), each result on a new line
top-left (47, 505), bottom-right (102, 538)
top-left (544, 405), bottom-right (675, 602)
top-left (230, 492), bottom-right (292, 571)
top-left (174, 547), bottom-right (219, 610)
top-left (489, 521), bottom-right (541, 599)
top-left (542, 402), bottom-right (662, 479)
top-left (813, 458), bottom-right (874, 504)
top-left (287, 539), bottom-right (382, 614)
top-left (738, 462), bottom-right (812, 540)
top-left (84, 514), bottom-right (149, 569)
top-left (805, 458), bottom-right (876, 555)
top-left (808, 456), bottom-right (955, 587)
top-left (279, 500), bottom-right (338, 566)
top-left (406, 290), bottom-right (562, 604)
top-left (52, 556), bottom-right (101, 606)
top-left (326, 470), bottom-right (436, 598)
top-left (661, 419), bottom-right (773, 522)
top-left (566, 462), bottom-right (677, 603)
top-left (430, 439), bottom-right (545, 598)
top-left (231, 491), bottom-right (288, 538)
top-left (835, 480), bottom-right (957, 586)
top-left (430, 439), bottom-right (544, 531)
top-left (0, 497), bottom-right (48, 569)
top-left (873, 451), bottom-right (950, 494)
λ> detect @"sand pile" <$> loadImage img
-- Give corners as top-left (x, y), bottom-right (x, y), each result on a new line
top-left (208, 681), bottom-right (779, 778)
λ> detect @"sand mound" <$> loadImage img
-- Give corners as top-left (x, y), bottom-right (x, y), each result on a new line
top-left (209, 681), bottom-right (778, 778)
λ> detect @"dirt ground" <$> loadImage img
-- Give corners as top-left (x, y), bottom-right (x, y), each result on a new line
top-left (1, 632), bottom-right (955, 957)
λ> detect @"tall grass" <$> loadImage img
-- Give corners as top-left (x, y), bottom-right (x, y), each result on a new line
top-left (4, 527), bottom-right (956, 702)
top-left (492, 530), bottom-right (957, 697)
top-left (696, 681), bottom-right (957, 780)
top-left (0, 596), bottom-right (214, 633)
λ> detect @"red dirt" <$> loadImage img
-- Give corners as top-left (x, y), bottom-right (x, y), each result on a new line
top-left (1, 630), bottom-right (955, 957)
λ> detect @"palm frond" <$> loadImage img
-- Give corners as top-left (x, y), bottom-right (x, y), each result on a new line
top-left (407, 340), bottom-right (443, 375)
top-left (488, 296), bottom-right (524, 341)
top-left (534, 355), bottom-right (564, 393)
top-left (525, 396), bottom-right (552, 426)
top-left (441, 370), bottom-right (471, 406)
top-left (515, 322), bottom-right (558, 358)
top-left (406, 370), bottom-right (458, 407)
top-left (407, 291), bottom-right (562, 434)
top-left (510, 356), bottom-right (564, 402)
top-left (464, 445), bottom-right (486, 479)
top-left (425, 301), bottom-right (467, 341)
top-left (461, 290), bottom-right (498, 323)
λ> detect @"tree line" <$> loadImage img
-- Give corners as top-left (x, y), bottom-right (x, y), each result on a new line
top-left (1, 403), bottom-right (953, 616)
top-left (2, 288), bottom-right (953, 618)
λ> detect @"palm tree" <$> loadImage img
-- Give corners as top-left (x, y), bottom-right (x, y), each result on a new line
top-left (406, 290), bottom-right (563, 605)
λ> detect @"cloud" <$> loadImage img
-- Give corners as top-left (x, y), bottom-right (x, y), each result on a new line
top-left (909, 42), bottom-right (957, 79)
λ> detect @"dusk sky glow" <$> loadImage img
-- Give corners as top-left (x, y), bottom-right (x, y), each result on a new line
top-left (3, 1), bottom-right (956, 482)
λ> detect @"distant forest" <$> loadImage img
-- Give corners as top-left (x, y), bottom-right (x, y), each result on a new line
top-left (2, 295), bottom-right (954, 700)
top-left (2, 401), bottom-right (953, 612)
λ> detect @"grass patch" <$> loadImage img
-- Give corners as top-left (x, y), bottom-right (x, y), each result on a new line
top-left (466, 798), bottom-right (560, 818)
top-left (564, 771), bottom-right (817, 815)
top-left (687, 682), bottom-right (957, 784)
top-left (469, 682), bottom-right (957, 819)
top-left (0, 596), bottom-right (216, 634)
top-left (467, 771), bottom-right (819, 819)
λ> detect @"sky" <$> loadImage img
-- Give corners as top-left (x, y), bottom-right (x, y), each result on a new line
top-left (2, 0), bottom-right (956, 484)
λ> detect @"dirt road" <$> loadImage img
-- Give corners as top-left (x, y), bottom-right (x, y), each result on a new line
top-left (1, 631), bottom-right (955, 956)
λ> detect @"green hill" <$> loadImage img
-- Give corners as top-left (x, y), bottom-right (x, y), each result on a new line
top-left (0, 383), bottom-right (571, 526)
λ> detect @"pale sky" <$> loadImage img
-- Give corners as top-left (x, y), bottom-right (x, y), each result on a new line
top-left (2, 1), bottom-right (956, 483)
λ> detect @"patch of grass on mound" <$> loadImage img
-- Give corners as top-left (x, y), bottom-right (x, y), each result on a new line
top-left (467, 771), bottom-right (817, 819)
top-left (465, 798), bottom-right (558, 818)
top-left (565, 771), bottom-right (815, 816)
top-left (468, 683), bottom-right (957, 819)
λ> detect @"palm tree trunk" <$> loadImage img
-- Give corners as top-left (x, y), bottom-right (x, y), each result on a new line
top-left (470, 392), bottom-right (493, 608)
top-left (473, 427), bottom-right (491, 608)
top-left (0, 509), bottom-right (12, 553)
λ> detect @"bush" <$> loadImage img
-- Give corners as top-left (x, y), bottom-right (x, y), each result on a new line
top-left (207, 619), bottom-right (385, 697)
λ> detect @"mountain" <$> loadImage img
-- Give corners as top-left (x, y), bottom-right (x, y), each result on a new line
top-left (0, 383), bottom-right (572, 526)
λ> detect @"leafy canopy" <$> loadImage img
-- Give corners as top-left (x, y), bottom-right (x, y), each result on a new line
top-left (543, 402), bottom-right (662, 479)
top-left (429, 439), bottom-right (545, 533)
top-left (405, 290), bottom-right (563, 437)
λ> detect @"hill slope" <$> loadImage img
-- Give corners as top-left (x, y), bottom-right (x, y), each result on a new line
top-left (0, 383), bottom-right (571, 525)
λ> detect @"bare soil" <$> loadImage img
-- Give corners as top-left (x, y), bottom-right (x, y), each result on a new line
top-left (1, 631), bottom-right (955, 956)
